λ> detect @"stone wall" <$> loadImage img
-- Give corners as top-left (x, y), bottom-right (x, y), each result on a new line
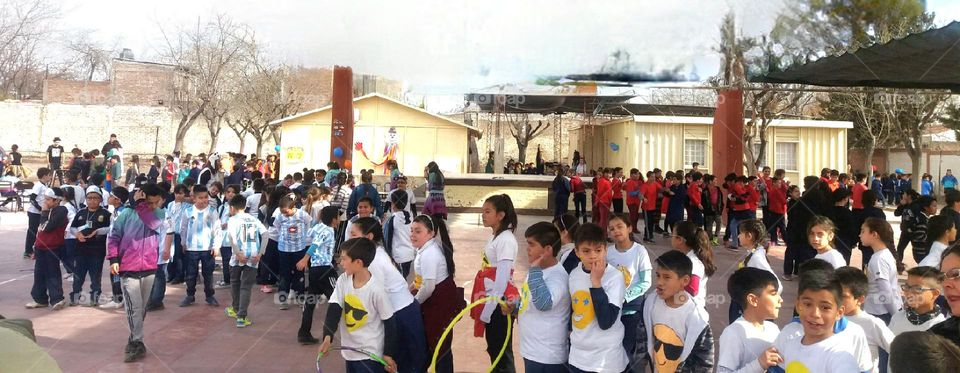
top-left (0, 101), bottom-right (277, 158)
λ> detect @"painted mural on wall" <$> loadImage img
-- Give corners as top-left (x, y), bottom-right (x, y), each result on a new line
top-left (355, 126), bottom-right (400, 174)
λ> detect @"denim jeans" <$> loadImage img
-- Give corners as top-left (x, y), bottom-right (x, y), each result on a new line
top-left (168, 234), bottom-right (185, 281)
top-left (220, 246), bottom-right (232, 284)
top-left (148, 263), bottom-right (167, 306)
top-left (71, 255), bottom-right (104, 303)
top-left (185, 250), bottom-right (215, 297)
top-left (277, 249), bottom-right (307, 300)
top-left (25, 212), bottom-right (40, 256)
top-left (31, 249), bottom-right (64, 304)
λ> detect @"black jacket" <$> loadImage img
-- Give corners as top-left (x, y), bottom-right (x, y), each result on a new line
top-left (930, 317), bottom-right (960, 350)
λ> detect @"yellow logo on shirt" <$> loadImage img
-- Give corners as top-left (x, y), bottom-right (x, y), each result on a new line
top-left (481, 252), bottom-right (491, 269)
top-left (653, 324), bottom-right (684, 373)
top-left (343, 294), bottom-right (369, 332)
top-left (519, 282), bottom-right (531, 316)
top-left (571, 290), bottom-right (595, 329)
top-left (786, 361), bottom-right (811, 373)
top-left (617, 265), bottom-right (631, 287)
top-left (414, 274), bottom-right (423, 290)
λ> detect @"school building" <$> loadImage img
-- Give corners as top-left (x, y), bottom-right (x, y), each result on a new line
top-left (571, 115), bottom-right (853, 183)
top-left (272, 93), bottom-right (477, 177)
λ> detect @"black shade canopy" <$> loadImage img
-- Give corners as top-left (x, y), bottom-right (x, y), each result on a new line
top-left (753, 21), bottom-right (960, 92)
top-left (463, 93), bottom-right (715, 116)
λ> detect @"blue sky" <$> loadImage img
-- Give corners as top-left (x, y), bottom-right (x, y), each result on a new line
top-left (60, 0), bottom-right (959, 95)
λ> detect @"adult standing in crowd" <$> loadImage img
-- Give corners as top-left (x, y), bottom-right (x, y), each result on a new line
top-left (101, 134), bottom-right (117, 161)
top-left (47, 137), bottom-right (65, 186)
top-left (943, 169), bottom-right (958, 194)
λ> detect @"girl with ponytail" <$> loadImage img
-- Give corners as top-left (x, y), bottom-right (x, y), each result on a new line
top-left (475, 193), bottom-right (519, 371)
top-left (670, 220), bottom-right (717, 308)
top-left (385, 191), bottom-right (415, 277)
top-left (410, 214), bottom-right (462, 373)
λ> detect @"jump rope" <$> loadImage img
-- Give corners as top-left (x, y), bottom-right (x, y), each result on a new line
top-left (316, 295), bottom-right (514, 373)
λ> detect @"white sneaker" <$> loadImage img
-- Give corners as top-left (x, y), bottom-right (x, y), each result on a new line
top-left (101, 300), bottom-right (124, 309)
top-left (25, 301), bottom-right (48, 309)
top-left (51, 299), bottom-right (68, 311)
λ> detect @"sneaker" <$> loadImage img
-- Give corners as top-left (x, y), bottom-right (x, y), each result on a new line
top-left (225, 307), bottom-right (237, 318)
top-left (145, 303), bottom-right (165, 312)
top-left (279, 302), bottom-right (289, 310)
top-left (710, 238), bottom-right (719, 246)
top-left (782, 274), bottom-right (794, 282)
top-left (51, 299), bottom-right (68, 310)
top-left (215, 281), bottom-right (230, 289)
top-left (205, 296), bottom-right (219, 307)
top-left (298, 335), bottom-right (319, 345)
top-left (22, 253), bottom-right (31, 259)
top-left (260, 285), bottom-right (274, 294)
top-left (169, 279), bottom-right (184, 285)
top-left (236, 318), bottom-right (251, 328)
top-left (179, 296), bottom-right (195, 307)
top-left (124, 342), bottom-right (146, 363)
top-left (643, 238), bottom-right (656, 244)
top-left (25, 301), bottom-right (49, 309)
top-left (726, 245), bottom-right (740, 252)
top-left (101, 300), bottom-right (124, 309)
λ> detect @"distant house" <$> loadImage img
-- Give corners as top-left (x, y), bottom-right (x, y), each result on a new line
top-left (571, 115), bottom-right (853, 183)
top-left (271, 93), bottom-right (477, 176)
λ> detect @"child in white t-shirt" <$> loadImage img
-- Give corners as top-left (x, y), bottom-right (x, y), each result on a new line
top-left (553, 213), bottom-right (581, 274)
top-left (385, 191), bottom-right (415, 278)
top-left (718, 267), bottom-right (783, 373)
top-left (605, 214), bottom-right (651, 368)
top-left (507, 222), bottom-right (570, 372)
top-left (476, 194), bottom-right (519, 371)
top-left (918, 214), bottom-right (956, 268)
top-left (773, 269), bottom-right (874, 373)
top-left (567, 223), bottom-right (627, 373)
top-left (888, 266), bottom-right (946, 335)
top-left (729, 219), bottom-right (783, 324)
top-left (835, 267), bottom-right (895, 373)
top-left (318, 237), bottom-right (398, 373)
top-left (858, 218), bottom-right (904, 322)
top-left (224, 195), bottom-right (269, 328)
top-left (638, 250), bottom-right (714, 373)
top-left (809, 216), bottom-right (846, 269)
top-left (349, 216), bottom-right (428, 372)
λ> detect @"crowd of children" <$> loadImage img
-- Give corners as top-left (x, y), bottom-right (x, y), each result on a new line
top-left (19, 146), bottom-right (960, 372)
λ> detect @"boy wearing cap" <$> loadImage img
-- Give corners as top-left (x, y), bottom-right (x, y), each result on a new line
top-left (69, 186), bottom-right (113, 306)
top-left (26, 188), bottom-right (69, 310)
top-left (102, 186), bottom-right (130, 309)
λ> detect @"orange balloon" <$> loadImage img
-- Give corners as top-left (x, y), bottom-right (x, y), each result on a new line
top-left (344, 160), bottom-right (352, 169)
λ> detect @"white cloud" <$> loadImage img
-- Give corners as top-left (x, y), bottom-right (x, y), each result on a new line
top-left (58, 0), bottom-right (789, 91)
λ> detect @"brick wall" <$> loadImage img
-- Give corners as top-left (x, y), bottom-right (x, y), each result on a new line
top-left (111, 60), bottom-right (176, 106)
top-left (42, 79), bottom-right (111, 105)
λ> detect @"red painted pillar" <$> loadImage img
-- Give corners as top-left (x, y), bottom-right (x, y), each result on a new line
top-left (711, 89), bottom-right (744, 176)
top-left (330, 66), bottom-right (354, 173)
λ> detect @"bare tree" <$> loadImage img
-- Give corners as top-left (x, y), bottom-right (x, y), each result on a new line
top-left (61, 29), bottom-right (114, 81)
top-left (0, 0), bottom-right (59, 99)
top-left (507, 113), bottom-right (550, 164)
top-left (158, 14), bottom-right (254, 153)
top-left (880, 91), bottom-right (947, 187)
top-left (202, 104), bottom-right (228, 154)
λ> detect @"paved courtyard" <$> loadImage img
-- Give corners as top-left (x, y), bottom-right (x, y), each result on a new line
top-left (0, 209), bottom-right (910, 372)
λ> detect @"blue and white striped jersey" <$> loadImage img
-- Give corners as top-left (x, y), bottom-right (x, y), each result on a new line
top-left (179, 204), bottom-right (223, 252)
top-left (306, 222), bottom-right (336, 267)
top-left (273, 209), bottom-right (312, 253)
top-left (226, 212), bottom-right (268, 268)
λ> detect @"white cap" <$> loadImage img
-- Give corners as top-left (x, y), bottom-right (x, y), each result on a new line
top-left (43, 188), bottom-right (62, 200)
top-left (85, 185), bottom-right (103, 197)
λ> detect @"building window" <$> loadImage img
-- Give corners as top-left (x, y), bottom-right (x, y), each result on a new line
top-left (684, 139), bottom-right (706, 168)
top-left (752, 142), bottom-right (770, 168)
top-left (775, 142), bottom-right (798, 171)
